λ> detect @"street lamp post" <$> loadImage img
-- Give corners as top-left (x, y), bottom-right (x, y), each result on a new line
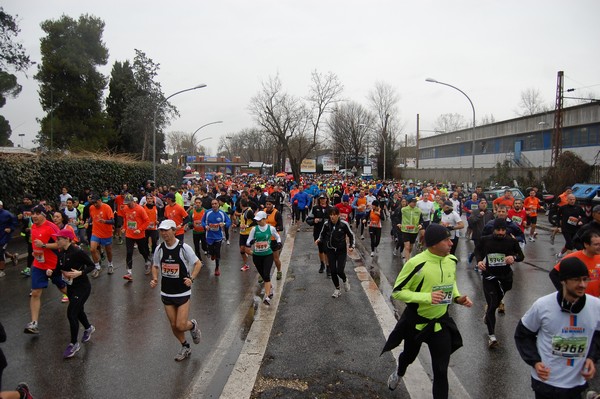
top-left (425, 78), bottom-right (476, 182)
top-left (18, 133), bottom-right (25, 148)
top-left (153, 84), bottom-right (207, 184)
top-left (190, 120), bottom-right (223, 152)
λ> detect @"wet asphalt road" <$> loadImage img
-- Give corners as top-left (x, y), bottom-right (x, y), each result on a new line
top-left (2, 214), bottom-right (600, 399)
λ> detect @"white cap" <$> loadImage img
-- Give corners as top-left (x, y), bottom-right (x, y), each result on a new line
top-left (254, 211), bottom-right (267, 221)
top-left (0, 200), bottom-right (3, 206)
top-left (158, 219), bottom-right (177, 230)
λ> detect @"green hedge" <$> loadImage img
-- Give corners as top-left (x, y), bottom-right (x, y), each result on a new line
top-left (0, 154), bottom-right (181, 212)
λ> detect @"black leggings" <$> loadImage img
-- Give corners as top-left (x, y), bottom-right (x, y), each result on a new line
top-left (208, 241), bottom-right (222, 267)
top-left (67, 284), bottom-right (92, 344)
top-left (449, 237), bottom-right (459, 255)
top-left (397, 325), bottom-right (453, 399)
top-left (369, 227), bottom-right (381, 251)
top-left (145, 229), bottom-right (159, 255)
top-left (253, 253), bottom-right (274, 283)
top-left (294, 207), bottom-right (308, 222)
top-left (326, 250), bottom-right (347, 289)
top-left (192, 233), bottom-right (207, 258)
top-left (482, 274), bottom-right (513, 335)
top-left (125, 237), bottom-right (150, 269)
top-left (355, 214), bottom-right (366, 235)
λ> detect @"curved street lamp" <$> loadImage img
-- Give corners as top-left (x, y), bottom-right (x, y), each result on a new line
top-left (152, 83), bottom-right (207, 183)
top-left (190, 120), bottom-right (223, 152)
top-left (425, 78), bottom-right (476, 181)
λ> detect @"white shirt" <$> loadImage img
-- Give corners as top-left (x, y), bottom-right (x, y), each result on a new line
top-left (441, 211), bottom-right (462, 238)
top-left (521, 293), bottom-right (600, 389)
top-left (416, 200), bottom-right (434, 222)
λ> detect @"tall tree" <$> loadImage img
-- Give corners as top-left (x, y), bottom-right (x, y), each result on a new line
top-left (516, 87), bottom-right (548, 116)
top-left (35, 14), bottom-right (113, 151)
top-left (249, 71), bottom-right (343, 181)
top-left (368, 82), bottom-right (400, 179)
top-left (0, 7), bottom-right (34, 146)
top-left (327, 102), bottom-right (374, 169)
top-left (106, 60), bottom-right (136, 152)
top-left (218, 129), bottom-right (276, 164)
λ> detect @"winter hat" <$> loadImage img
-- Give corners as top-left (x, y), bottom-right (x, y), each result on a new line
top-left (558, 257), bottom-right (589, 281)
top-left (424, 224), bottom-right (450, 247)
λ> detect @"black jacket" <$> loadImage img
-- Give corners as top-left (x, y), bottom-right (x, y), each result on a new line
top-left (318, 219), bottom-right (355, 251)
top-left (475, 234), bottom-right (524, 277)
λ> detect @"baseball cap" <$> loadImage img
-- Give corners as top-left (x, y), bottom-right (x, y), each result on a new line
top-left (158, 219), bottom-right (177, 230)
top-left (0, 200), bottom-right (3, 207)
top-left (52, 228), bottom-right (76, 241)
top-left (165, 192), bottom-right (175, 200)
top-left (254, 211), bottom-right (268, 221)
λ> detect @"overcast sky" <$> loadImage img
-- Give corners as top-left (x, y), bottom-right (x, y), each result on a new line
top-left (2, 0), bottom-right (599, 152)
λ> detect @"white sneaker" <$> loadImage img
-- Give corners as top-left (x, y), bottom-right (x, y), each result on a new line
top-left (226, 240), bottom-right (230, 245)
top-left (393, 249), bottom-right (397, 256)
top-left (556, 252), bottom-right (564, 259)
top-left (388, 371), bottom-right (399, 391)
top-left (344, 280), bottom-right (350, 292)
top-left (488, 334), bottom-right (499, 348)
top-left (370, 251), bottom-right (374, 257)
top-left (586, 391), bottom-right (600, 399)
top-left (331, 289), bottom-right (341, 298)
top-left (0, 270), bottom-right (5, 278)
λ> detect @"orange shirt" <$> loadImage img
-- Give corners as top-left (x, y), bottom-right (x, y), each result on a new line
top-left (523, 196), bottom-right (541, 217)
top-left (31, 220), bottom-right (60, 270)
top-left (290, 189), bottom-right (299, 204)
top-left (165, 203), bottom-right (188, 236)
top-left (557, 192), bottom-right (569, 207)
top-left (143, 205), bottom-right (158, 231)
top-left (191, 208), bottom-right (206, 233)
top-left (493, 196), bottom-right (514, 209)
top-left (553, 251), bottom-right (600, 297)
top-left (114, 195), bottom-right (126, 217)
top-left (369, 209), bottom-right (382, 228)
top-left (123, 204), bottom-right (149, 239)
top-left (89, 203), bottom-right (114, 239)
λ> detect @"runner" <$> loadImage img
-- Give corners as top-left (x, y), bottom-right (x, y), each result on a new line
top-left (508, 198), bottom-right (528, 248)
top-left (573, 205), bottom-right (600, 250)
top-left (245, 211), bottom-right (282, 305)
top-left (316, 207), bottom-right (355, 298)
top-left (308, 195), bottom-right (332, 274)
top-left (390, 198), bottom-right (408, 257)
top-left (515, 257), bottom-right (600, 399)
top-left (523, 190), bottom-right (543, 242)
top-left (351, 190), bottom-right (368, 240)
top-left (236, 199), bottom-right (256, 272)
top-left (400, 197), bottom-right (423, 261)
top-left (549, 230), bottom-right (600, 297)
top-left (366, 200), bottom-right (384, 257)
top-left (556, 194), bottom-right (586, 259)
top-left (0, 201), bottom-right (18, 278)
top-left (142, 193), bottom-right (160, 255)
top-left (150, 219), bottom-right (202, 362)
top-left (475, 218), bottom-right (524, 348)
top-left (188, 197), bottom-right (207, 260)
top-left (492, 189), bottom-right (514, 214)
top-left (201, 199), bottom-right (231, 276)
top-left (334, 194), bottom-right (353, 225)
top-left (24, 204), bottom-right (67, 334)
top-left (383, 224), bottom-right (472, 398)
top-left (16, 194), bottom-right (35, 276)
top-left (440, 200), bottom-right (464, 256)
top-left (466, 199), bottom-right (494, 267)
top-left (264, 197), bottom-right (284, 280)
top-left (164, 193), bottom-right (189, 242)
top-left (54, 228), bottom-right (96, 359)
top-left (122, 194), bottom-right (151, 281)
top-left (88, 194), bottom-right (115, 277)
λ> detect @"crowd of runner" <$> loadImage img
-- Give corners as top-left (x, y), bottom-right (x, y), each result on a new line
top-left (1, 174), bottom-right (599, 399)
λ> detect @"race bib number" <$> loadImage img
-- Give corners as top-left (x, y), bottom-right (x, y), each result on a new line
top-left (161, 262), bottom-right (180, 278)
top-left (567, 216), bottom-right (579, 226)
top-left (209, 223), bottom-right (220, 231)
top-left (405, 225), bottom-right (417, 233)
top-left (433, 284), bottom-right (453, 305)
top-left (511, 216), bottom-right (523, 225)
top-left (487, 253), bottom-right (506, 267)
top-left (33, 248), bottom-right (45, 263)
top-left (127, 220), bottom-right (137, 230)
top-left (194, 220), bottom-right (202, 227)
top-left (471, 204), bottom-right (479, 210)
top-left (254, 241), bottom-right (270, 253)
top-left (552, 336), bottom-right (587, 358)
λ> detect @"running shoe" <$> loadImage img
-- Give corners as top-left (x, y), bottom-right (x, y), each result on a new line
top-left (107, 264), bottom-right (114, 275)
top-left (318, 264), bottom-right (325, 273)
top-left (21, 267), bottom-right (31, 277)
top-left (117, 237), bottom-right (124, 245)
top-left (586, 391), bottom-right (600, 399)
top-left (263, 295), bottom-right (271, 306)
top-left (190, 319), bottom-right (201, 344)
top-left (361, 235), bottom-right (364, 240)
top-left (123, 273), bottom-right (133, 281)
top-left (63, 342), bottom-right (80, 358)
top-left (91, 268), bottom-right (101, 278)
top-left (498, 301), bottom-right (505, 314)
top-left (331, 289), bottom-right (341, 298)
top-left (174, 345), bottom-right (192, 361)
top-left (276, 271), bottom-right (282, 280)
top-left (326, 269), bottom-right (331, 278)
top-left (0, 270), bottom-right (5, 278)
top-left (488, 335), bottom-right (499, 349)
top-left (258, 276), bottom-right (264, 284)
top-left (214, 269), bottom-right (221, 276)
top-left (144, 260), bottom-right (151, 275)
top-left (61, 294), bottom-right (69, 303)
top-left (388, 371), bottom-right (399, 391)
top-left (82, 325), bottom-right (95, 343)
top-left (226, 240), bottom-right (230, 245)
top-left (16, 382), bottom-right (33, 399)
top-left (393, 248), bottom-right (397, 256)
top-left (344, 280), bottom-right (351, 292)
top-left (240, 264), bottom-right (250, 271)
top-left (370, 251), bottom-right (374, 257)
top-left (24, 321), bottom-right (39, 334)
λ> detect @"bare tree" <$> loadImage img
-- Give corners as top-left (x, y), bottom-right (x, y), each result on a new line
top-left (248, 71), bottom-right (343, 181)
top-left (516, 87), bottom-right (549, 116)
top-left (218, 128), bottom-right (276, 164)
top-left (433, 113), bottom-right (467, 133)
top-left (480, 113), bottom-right (496, 125)
top-left (367, 82), bottom-right (401, 178)
top-left (327, 102), bottom-right (374, 169)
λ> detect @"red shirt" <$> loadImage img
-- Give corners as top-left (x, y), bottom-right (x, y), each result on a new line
top-left (335, 203), bottom-right (353, 221)
top-left (553, 251), bottom-right (600, 297)
top-left (507, 209), bottom-right (527, 232)
top-left (31, 220), bottom-right (60, 270)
